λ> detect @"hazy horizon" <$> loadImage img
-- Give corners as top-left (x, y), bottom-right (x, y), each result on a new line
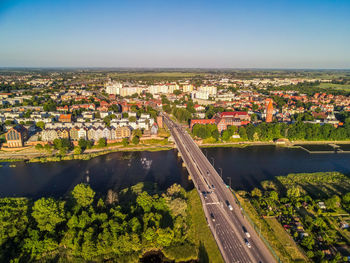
top-left (1, 0), bottom-right (350, 68)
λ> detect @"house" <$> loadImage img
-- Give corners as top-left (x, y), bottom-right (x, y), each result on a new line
top-left (215, 112), bottom-right (250, 132)
top-left (5, 125), bottom-right (28, 147)
top-left (56, 128), bottom-right (69, 139)
top-left (194, 105), bottom-right (205, 111)
top-left (151, 123), bottom-right (158, 135)
top-left (87, 127), bottom-right (97, 141)
top-left (77, 128), bottom-right (87, 140)
top-left (116, 126), bottom-right (131, 139)
top-left (41, 129), bottom-right (58, 142)
top-left (69, 127), bottom-right (79, 141)
top-left (59, 114), bottom-right (72, 123)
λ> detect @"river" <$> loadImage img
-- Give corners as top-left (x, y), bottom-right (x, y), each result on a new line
top-left (1, 145), bottom-right (350, 198)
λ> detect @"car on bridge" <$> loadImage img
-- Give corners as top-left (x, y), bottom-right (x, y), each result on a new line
top-left (225, 200), bottom-right (233, 211)
top-left (210, 212), bottom-right (215, 222)
top-left (242, 226), bottom-right (251, 238)
top-left (244, 238), bottom-right (251, 248)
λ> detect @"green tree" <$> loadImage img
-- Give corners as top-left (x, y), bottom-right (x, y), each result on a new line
top-left (122, 138), bottom-right (129, 146)
top-left (71, 184), bottom-right (95, 207)
top-left (74, 146), bottom-right (82, 155)
top-left (36, 121), bottom-right (45, 130)
top-left (31, 198), bottom-right (65, 232)
top-left (132, 136), bottom-right (140, 145)
top-left (300, 235), bottom-right (315, 250)
top-left (128, 116), bottom-right (137, 122)
top-left (251, 188), bottom-right (262, 198)
top-left (98, 138), bottom-right (107, 147)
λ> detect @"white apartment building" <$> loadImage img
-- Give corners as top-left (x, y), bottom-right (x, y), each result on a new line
top-left (182, 84), bottom-right (194, 93)
top-left (198, 86), bottom-right (217, 96)
top-left (105, 82), bottom-right (123, 95)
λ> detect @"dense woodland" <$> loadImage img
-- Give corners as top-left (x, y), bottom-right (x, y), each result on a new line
top-left (0, 183), bottom-right (199, 262)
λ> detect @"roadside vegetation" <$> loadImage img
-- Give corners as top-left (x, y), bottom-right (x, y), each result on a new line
top-left (239, 172), bottom-right (350, 263)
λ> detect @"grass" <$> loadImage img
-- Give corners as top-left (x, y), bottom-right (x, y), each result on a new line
top-left (236, 194), bottom-right (309, 263)
top-left (317, 83), bottom-right (350, 90)
top-left (187, 189), bottom-right (224, 263)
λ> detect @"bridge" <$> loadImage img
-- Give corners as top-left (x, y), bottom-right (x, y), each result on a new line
top-left (162, 113), bottom-right (276, 263)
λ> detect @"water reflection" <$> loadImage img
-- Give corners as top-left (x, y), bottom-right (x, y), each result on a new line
top-left (1, 146), bottom-right (350, 198)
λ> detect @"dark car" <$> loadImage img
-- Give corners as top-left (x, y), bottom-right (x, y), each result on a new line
top-left (210, 213), bottom-right (215, 221)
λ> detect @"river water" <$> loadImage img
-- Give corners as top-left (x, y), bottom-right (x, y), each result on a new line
top-left (1, 146), bottom-right (350, 198)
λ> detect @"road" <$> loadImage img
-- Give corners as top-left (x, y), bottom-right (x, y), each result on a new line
top-left (162, 113), bottom-right (276, 263)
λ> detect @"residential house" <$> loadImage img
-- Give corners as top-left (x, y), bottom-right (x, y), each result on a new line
top-left (116, 126), bottom-right (131, 139)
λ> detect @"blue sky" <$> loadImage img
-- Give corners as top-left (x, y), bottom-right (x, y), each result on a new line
top-left (0, 0), bottom-right (349, 68)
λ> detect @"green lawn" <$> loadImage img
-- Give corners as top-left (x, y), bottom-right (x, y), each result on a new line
top-left (187, 189), bottom-right (224, 263)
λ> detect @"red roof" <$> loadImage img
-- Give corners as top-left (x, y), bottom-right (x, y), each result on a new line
top-left (220, 111), bottom-right (248, 117)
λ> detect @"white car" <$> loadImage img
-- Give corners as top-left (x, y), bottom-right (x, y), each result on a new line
top-left (244, 238), bottom-right (251, 248)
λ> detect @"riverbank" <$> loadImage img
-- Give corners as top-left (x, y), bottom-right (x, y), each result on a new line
top-left (0, 142), bottom-right (174, 163)
top-left (2, 139), bottom-right (350, 163)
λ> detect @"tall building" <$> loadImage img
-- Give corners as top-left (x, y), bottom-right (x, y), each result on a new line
top-left (266, 98), bottom-right (273, 123)
top-left (105, 82), bottom-right (122, 95)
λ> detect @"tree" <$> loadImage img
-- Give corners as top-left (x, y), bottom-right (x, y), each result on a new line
top-left (269, 191), bottom-right (278, 201)
top-left (78, 138), bottom-right (88, 150)
top-left (301, 235), bottom-right (315, 250)
top-left (32, 198), bottom-right (65, 232)
top-left (128, 116), bottom-right (137, 122)
top-left (132, 136), bottom-right (140, 145)
top-left (251, 188), bottom-right (262, 198)
top-left (36, 121), bottom-right (45, 130)
top-left (122, 138), bottom-right (129, 146)
top-left (342, 192), bottom-right (350, 205)
top-left (325, 195), bottom-right (341, 210)
top-left (287, 186), bottom-right (300, 200)
top-left (98, 138), bottom-right (107, 147)
top-left (133, 129), bottom-right (142, 137)
top-left (71, 184), bottom-right (95, 207)
top-left (74, 146), bottom-right (82, 155)
top-left (136, 192), bottom-right (153, 213)
top-left (35, 144), bottom-right (43, 150)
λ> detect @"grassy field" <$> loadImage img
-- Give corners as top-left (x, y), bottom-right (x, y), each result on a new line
top-left (187, 189), bottom-right (224, 263)
top-left (108, 71), bottom-right (205, 81)
top-left (317, 83), bottom-right (350, 90)
top-left (237, 194), bottom-right (309, 263)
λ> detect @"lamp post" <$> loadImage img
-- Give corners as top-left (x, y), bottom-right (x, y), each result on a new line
top-left (204, 149), bottom-right (208, 157)
top-left (211, 157), bottom-right (215, 167)
top-left (227, 177), bottom-right (231, 188)
top-left (218, 167), bottom-right (223, 178)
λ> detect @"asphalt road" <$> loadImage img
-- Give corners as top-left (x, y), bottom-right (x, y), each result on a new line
top-left (162, 113), bottom-right (276, 263)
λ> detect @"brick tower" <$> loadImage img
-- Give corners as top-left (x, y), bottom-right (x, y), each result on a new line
top-left (266, 98), bottom-right (273, 123)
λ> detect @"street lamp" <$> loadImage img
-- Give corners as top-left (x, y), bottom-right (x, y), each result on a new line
top-left (227, 177), bottom-right (232, 189)
top-left (211, 157), bottom-right (215, 167)
top-left (204, 149), bottom-right (208, 157)
top-left (218, 167), bottom-right (223, 178)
